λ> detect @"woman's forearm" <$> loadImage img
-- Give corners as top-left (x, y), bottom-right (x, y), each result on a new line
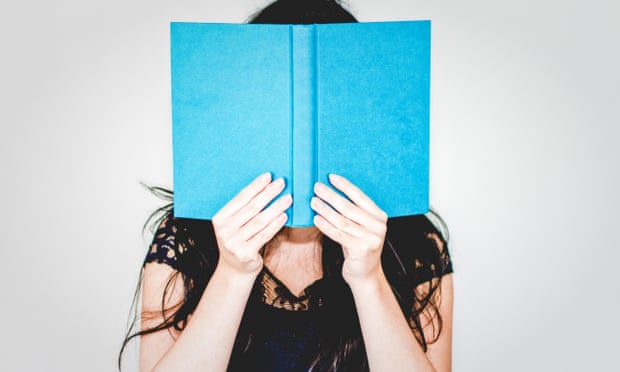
top-left (147, 175), bottom-right (289, 371)
top-left (149, 266), bottom-right (257, 372)
top-left (349, 271), bottom-right (436, 372)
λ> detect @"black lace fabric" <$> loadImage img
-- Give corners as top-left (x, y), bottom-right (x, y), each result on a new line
top-left (143, 214), bottom-right (453, 312)
top-left (145, 216), bottom-right (183, 271)
top-left (143, 215), bottom-right (326, 311)
top-left (259, 267), bottom-right (325, 311)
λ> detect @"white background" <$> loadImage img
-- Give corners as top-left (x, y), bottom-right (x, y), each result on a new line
top-left (1, 0), bottom-right (618, 371)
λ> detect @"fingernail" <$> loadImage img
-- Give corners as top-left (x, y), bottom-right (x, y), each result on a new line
top-left (314, 182), bottom-right (324, 193)
top-left (274, 178), bottom-right (285, 187)
top-left (259, 172), bottom-right (271, 182)
top-left (310, 197), bottom-right (318, 207)
top-left (329, 173), bottom-right (341, 184)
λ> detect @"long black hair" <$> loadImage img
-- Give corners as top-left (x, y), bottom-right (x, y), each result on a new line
top-left (119, 1), bottom-right (452, 370)
top-left (119, 191), bottom-right (452, 371)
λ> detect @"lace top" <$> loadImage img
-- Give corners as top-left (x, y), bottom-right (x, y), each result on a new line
top-left (143, 212), bottom-right (453, 370)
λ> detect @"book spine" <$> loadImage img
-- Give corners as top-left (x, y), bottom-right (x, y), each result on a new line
top-left (290, 25), bottom-right (317, 226)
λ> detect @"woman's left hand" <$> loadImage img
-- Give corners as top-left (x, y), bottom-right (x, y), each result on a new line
top-left (311, 174), bottom-right (388, 286)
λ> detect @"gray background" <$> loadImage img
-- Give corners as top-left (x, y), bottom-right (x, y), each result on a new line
top-left (1, 0), bottom-right (618, 371)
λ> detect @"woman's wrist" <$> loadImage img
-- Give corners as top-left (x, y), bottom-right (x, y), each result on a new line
top-left (346, 267), bottom-right (390, 297)
top-left (212, 262), bottom-right (261, 290)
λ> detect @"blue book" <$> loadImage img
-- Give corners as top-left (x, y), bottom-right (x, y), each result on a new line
top-left (171, 21), bottom-right (431, 227)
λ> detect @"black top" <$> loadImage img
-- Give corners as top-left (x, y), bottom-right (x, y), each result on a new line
top-left (144, 213), bottom-right (453, 371)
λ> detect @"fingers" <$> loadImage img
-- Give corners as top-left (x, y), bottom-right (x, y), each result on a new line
top-left (213, 173), bottom-right (291, 241)
top-left (249, 212), bottom-right (289, 247)
top-left (313, 180), bottom-right (384, 232)
top-left (240, 193), bottom-right (292, 242)
top-left (311, 175), bottom-right (387, 251)
top-left (312, 175), bottom-right (388, 284)
top-left (328, 174), bottom-right (387, 222)
top-left (311, 196), bottom-right (365, 238)
top-left (214, 176), bottom-right (287, 235)
top-left (211, 173), bottom-right (291, 275)
top-left (215, 172), bottom-right (272, 221)
top-left (229, 178), bottom-right (287, 228)
top-left (313, 213), bottom-right (356, 247)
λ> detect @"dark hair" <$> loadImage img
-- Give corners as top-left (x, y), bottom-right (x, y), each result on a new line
top-left (119, 190), bottom-right (451, 371)
top-left (119, 1), bottom-right (451, 370)
top-left (248, 0), bottom-right (356, 24)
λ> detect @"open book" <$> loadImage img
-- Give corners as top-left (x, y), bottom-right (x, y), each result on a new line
top-left (171, 21), bottom-right (431, 227)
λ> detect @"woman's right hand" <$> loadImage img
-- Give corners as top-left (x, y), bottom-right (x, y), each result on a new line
top-left (211, 172), bottom-right (292, 277)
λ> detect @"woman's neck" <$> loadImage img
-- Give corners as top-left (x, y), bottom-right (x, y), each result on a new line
top-left (281, 226), bottom-right (321, 244)
top-left (262, 226), bottom-right (323, 295)
top-left (264, 226), bottom-right (322, 263)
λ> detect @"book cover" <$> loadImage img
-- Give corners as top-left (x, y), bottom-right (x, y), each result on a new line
top-left (171, 21), bottom-right (431, 227)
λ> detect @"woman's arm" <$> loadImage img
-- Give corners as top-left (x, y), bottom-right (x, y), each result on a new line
top-left (140, 261), bottom-right (258, 372)
top-left (421, 274), bottom-right (453, 372)
top-left (140, 173), bottom-right (292, 372)
top-left (312, 174), bottom-right (453, 372)
top-left (349, 273), bottom-right (453, 372)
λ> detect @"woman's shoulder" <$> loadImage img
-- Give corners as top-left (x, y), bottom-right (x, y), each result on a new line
top-left (143, 210), bottom-right (217, 272)
top-left (143, 212), bottom-right (182, 269)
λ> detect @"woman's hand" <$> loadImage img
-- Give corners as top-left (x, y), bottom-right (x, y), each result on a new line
top-left (311, 174), bottom-right (388, 286)
top-left (212, 172), bottom-right (292, 277)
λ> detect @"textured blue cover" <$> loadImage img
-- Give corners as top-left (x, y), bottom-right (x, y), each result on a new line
top-left (171, 21), bottom-right (430, 227)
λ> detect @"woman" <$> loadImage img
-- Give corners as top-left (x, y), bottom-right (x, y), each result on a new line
top-left (120, 1), bottom-right (454, 371)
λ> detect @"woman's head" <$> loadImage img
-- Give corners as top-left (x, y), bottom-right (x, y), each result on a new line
top-left (249, 0), bottom-right (357, 24)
